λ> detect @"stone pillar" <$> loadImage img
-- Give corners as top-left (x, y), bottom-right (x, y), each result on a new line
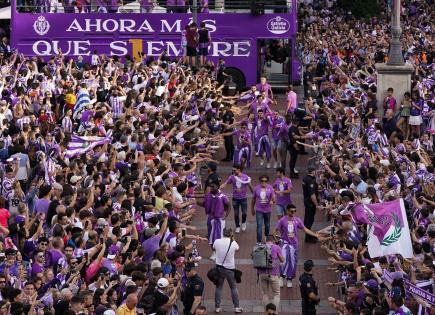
top-left (375, 63), bottom-right (414, 118)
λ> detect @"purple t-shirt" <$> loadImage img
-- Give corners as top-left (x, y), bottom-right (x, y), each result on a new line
top-left (204, 191), bottom-right (229, 219)
top-left (256, 83), bottom-right (272, 98)
top-left (31, 262), bottom-right (44, 277)
top-left (275, 216), bottom-right (304, 246)
top-left (226, 174), bottom-right (251, 200)
top-left (253, 185), bottom-right (275, 213)
top-left (232, 129), bottom-right (251, 149)
top-left (34, 198), bottom-right (50, 214)
top-left (272, 177), bottom-right (292, 205)
top-left (258, 243), bottom-right (281, 276)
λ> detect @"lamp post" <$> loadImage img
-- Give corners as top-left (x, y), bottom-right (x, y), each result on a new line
top-left (192, 0), bottom-right (198, 24)
top-left (387, 0), bottom-right (404, 66)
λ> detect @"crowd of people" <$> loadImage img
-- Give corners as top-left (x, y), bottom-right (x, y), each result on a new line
top-left (296, 0), bottom-right (435, 314)
top-left (0, 0), bottom-right (434, 314)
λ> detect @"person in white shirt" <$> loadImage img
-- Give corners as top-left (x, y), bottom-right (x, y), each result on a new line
top-left (212, 227), bottom-right (242, 313)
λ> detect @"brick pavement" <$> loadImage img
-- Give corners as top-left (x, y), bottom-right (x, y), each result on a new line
top-left (185, 90), bottom-right (337, 314)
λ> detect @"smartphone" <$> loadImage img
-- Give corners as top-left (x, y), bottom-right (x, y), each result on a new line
top-left (181, 228), bottom-right (186, 237)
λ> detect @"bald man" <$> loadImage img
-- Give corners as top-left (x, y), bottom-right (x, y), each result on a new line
top-left (116, 293), bottom-right (138, 315)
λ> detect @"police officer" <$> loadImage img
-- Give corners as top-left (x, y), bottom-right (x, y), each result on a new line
top-left (221, 103), bottom-right (235, 162)
top-left (299, 260), bottom-right (319, 315)
top-left (302, 166), bottom-right (318, 243)
top-left (182, 262), bottom-right (205, 315)
top-left (288, 118), bottom-right (301, 178)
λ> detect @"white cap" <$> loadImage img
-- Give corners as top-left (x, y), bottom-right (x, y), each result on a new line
top-left (70, 175), bottom-right (82, 184)
top-left (157, 278), bottom-right (169, 288)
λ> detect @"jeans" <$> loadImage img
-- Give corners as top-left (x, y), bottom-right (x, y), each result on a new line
top-left (215, 267), bottom-right (240, 308)
top-left (233, 198), bottom-right (247, 228)
top-left (255, 211), bottom-right (271, 243)
top-left (259, 274), bottom-right (280, 308)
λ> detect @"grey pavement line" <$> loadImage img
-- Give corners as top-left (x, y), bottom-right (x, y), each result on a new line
top-left (200, 299), bottom-right (336, 313)
top-left (199, 258), bottom-right (329, 266)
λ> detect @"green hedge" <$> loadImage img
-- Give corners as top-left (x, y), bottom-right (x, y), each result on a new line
top-left (337, 0), bottom-right (381, 19)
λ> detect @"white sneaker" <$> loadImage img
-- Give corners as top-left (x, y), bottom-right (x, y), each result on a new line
top-left (287, 279), bottom-right (293, 288)
top-left (235, 227), bottom-right (240, 233)
top-left (241, 223), bottom-right (247, 231)
top-left (260, 159), bottom-right (264, 166)
top-left (256, 242), bottom-right (262, 246)
top-left (210, 253), bottom-right (216, 260)
top-left (279, 277), bottom-right (284, 288)
top-left (294, 168), bottom-right (299, 174)
top-left (215, 308), bottom-right (221, 313)
top-left (266, 162), bottom-right (271, 169)
top-left (235, 307), bottom-right (243, 313)
top-left (274, 161), bottom-right (278, 168)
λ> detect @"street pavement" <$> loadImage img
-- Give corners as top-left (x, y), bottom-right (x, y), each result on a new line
top-left (190, 88), bottom-right (337, 314)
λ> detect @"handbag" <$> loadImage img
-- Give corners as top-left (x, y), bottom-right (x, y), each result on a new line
top-left (233, 268), bottom-right (243, 283)
top-left (207, 240), bottom-right (233, 286)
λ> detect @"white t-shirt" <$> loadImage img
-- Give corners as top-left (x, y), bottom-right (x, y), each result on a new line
top-left (213, 237), bottom-right (239, 269)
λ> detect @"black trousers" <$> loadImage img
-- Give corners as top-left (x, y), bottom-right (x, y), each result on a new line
top-left (289, 146), bottom-right (298, 175)
top-left (304, 203), bottom-right (316, 240)
top-left (224, 136), bottom-right (234, 160)
top-left (302, 309), bottom-right (316, 315)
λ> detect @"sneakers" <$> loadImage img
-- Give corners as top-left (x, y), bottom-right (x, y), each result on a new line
top-left (294, 168), bottom-right (299, 174)
top-left (256, 242), bottom-right (262, 246)
top-left (241, 223), bottom-right (247, 231)
top-left (287, 279), bottom-right (293, 288)
top-left (260, 159), bottom-right (264, 166)
top-left (266, 162), bottom-right (271, 169)
top-left (279, 277), bottom-right (284, 288)
top-left (210, 253), bottom-right (216, 260)
top-left (235, 227), bottom-right (241, 233)
top-left (215, 308), bottom-right (221, 313)
top-left (235, 307), bottom-right (243, 313)
top-left (274, 161), bottom-right (278, 168)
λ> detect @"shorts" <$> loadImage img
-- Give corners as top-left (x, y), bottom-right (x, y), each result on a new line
top-left (276, 204), bottom-right (286, 216)
top-left (186, 46), bottom-right (197, 56)
top-left (271, 139), bottom-right (279, 149)
top-left (198, 47), bottom-right (208, 56)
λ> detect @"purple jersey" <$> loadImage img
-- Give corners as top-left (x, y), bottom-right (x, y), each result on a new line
top-left (204, 191), bottom-right (229, 219)
top-left (233, 129), bottom-right (251, 149)
top-left (253, 184), bottom-right (275, 213)
top-left (275, 216), bottom-right (304, 246)
top-left (271, 116), bottom-right (284, 141)
top-left (272, 177), bottom-right (292, 205)
top-left (255, 117), bottom-right (271, 138)
top-left (225, 173), bottom-right (251, 200)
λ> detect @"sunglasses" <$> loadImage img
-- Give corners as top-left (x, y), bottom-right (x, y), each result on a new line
top-left (0, 281), bottom-right (6, 284)
top-left (36, 255), bottom-right (44, 259)
top-left (40, 243), bottom-right (48, 246)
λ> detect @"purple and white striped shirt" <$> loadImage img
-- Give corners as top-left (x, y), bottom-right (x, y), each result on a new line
top-left (62, 116), bottom-right (73, 133)
top-left (110, 96), bottom-right (125, 118)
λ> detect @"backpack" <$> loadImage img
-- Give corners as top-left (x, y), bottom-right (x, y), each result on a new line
top-left (251, 245), bottom-right (273, 269)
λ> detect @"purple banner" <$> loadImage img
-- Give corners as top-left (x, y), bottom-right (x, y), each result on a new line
top-left (383, 271), bottom-right (435, 306)
top-left (11, 13), bottom-right (301, 85)
top-left (405, 281), bottom-right (435, 306)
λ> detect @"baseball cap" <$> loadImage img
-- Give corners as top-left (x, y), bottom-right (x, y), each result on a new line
top-left (52, 182), bottom-right (63, 191)
top-left (303, 259), bottom-right (314, 271)
top-left (364, 279), bottom-right (378, 291)
top-left (70, 175), bottom-right (82, 184)
top-left (157, 278), bottom-right (169, 288)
